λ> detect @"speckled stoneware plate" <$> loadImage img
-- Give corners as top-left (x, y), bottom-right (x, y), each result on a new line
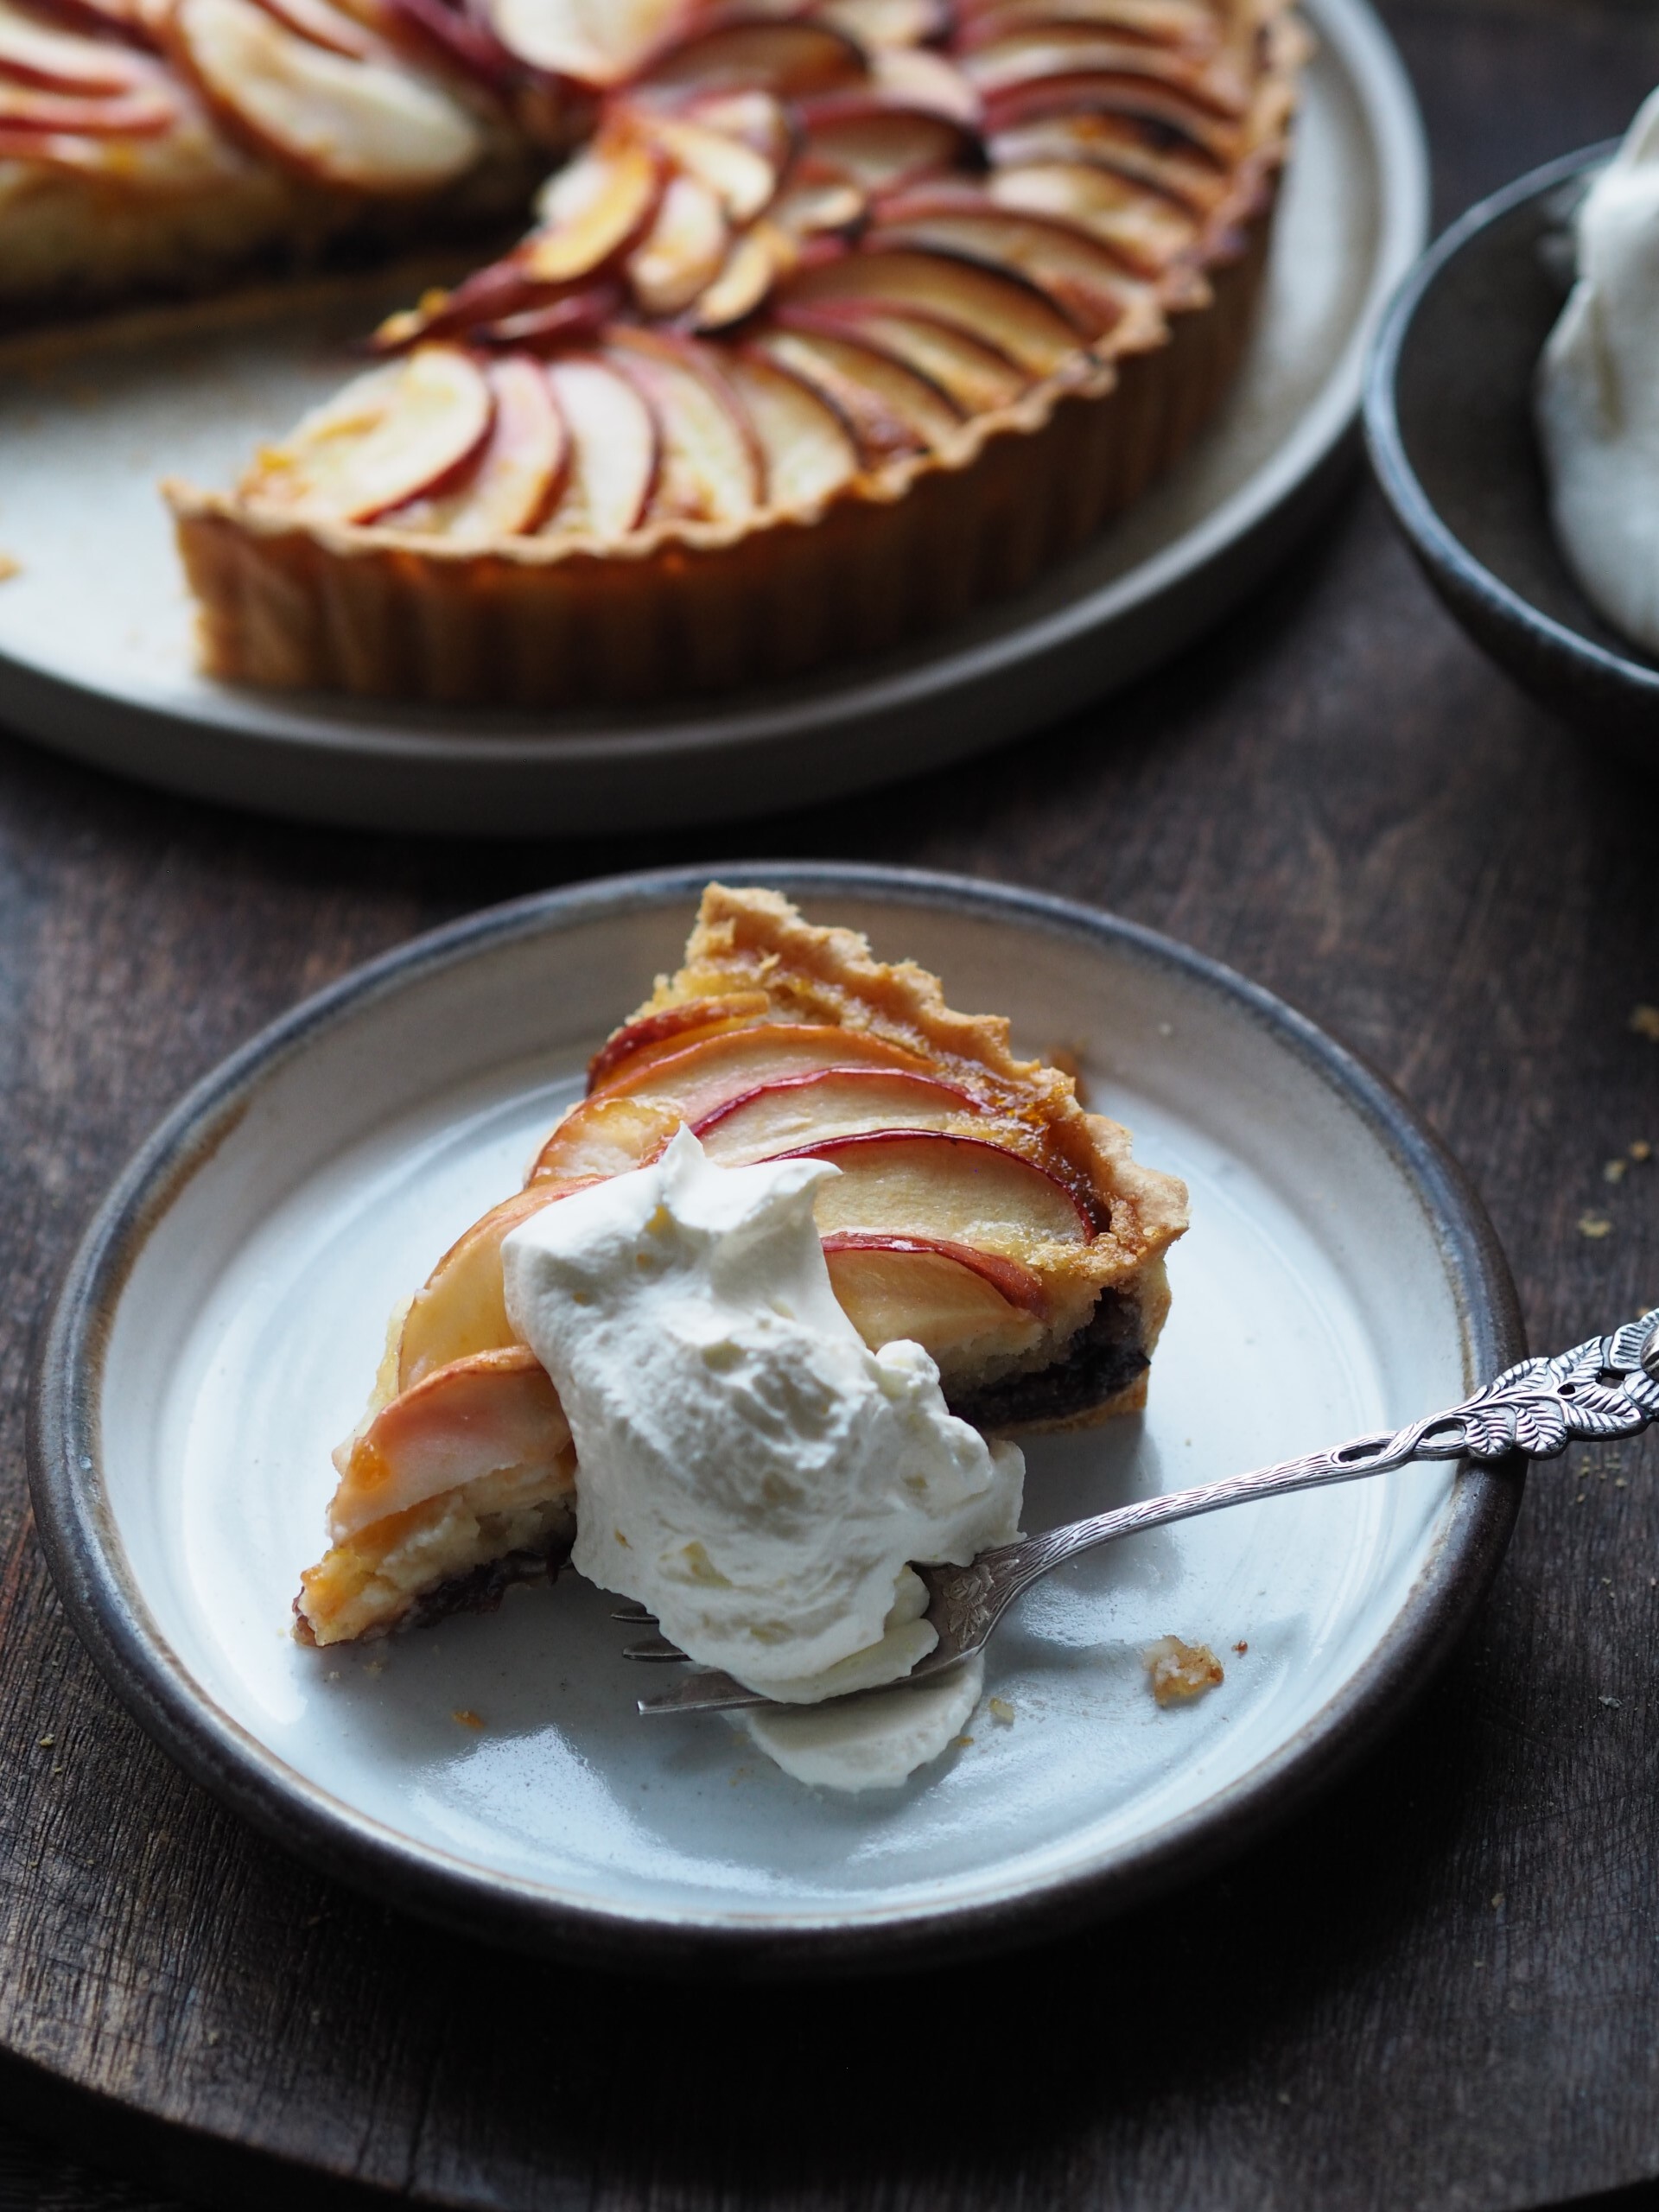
top-left (0, 0), bottom-right (1426, 838)
top-left (30, 867), bottom-right (1521, 1974)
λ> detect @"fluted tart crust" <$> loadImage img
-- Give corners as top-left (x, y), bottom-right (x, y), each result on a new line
top-left (296, 883), bottom-right (1187, 1646)
top-left (164, 0), bottom-right (1307, 707)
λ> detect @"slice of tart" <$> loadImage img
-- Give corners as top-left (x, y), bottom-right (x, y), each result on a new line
top-left (168, 0), bottom-right (1308, 706)
top-left (296, 882), bottom-right (1187, 1646)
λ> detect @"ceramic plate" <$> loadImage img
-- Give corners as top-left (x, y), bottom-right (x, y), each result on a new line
top-left (0, 0), bottom-right (1427, 837)
top-left (31, 868), bottom-right (1521, 1973)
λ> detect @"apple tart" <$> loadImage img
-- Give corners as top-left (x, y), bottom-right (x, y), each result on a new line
top-left (164, 0), bottom-right (1307, 705)
top-left (297, 882), bottom-right (1188, 1646)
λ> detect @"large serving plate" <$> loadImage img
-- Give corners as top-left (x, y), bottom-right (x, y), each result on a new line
top-left (0, 0), bottom-right (1427, 837)
top-left (31, 866), bottom-right (1521, 1974)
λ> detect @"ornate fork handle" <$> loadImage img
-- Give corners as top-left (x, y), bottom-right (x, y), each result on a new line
top-left (924, 1308), bottom-right (1659, 1658)
top-left (638, 1310), bottom-right (1659, 1716)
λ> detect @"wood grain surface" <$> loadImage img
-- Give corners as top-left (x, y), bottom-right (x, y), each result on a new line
top-left (4, 3), bottom-right (1659, 2208)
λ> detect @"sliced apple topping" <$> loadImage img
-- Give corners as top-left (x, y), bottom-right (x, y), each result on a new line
top-left (240, 344), bottom-right (493, 524)
top-left (800, 102), bottom-right (970, 191)
top-left (823, 1232), bottom-right (1047, 1365)
top-left (0, 75), bottom-right (175, 130)
top-left (483, 0), bottom-right (687, 85)
top-left (624, 167), bottom-right (729, 315)
top-left (541, 354), bottom-right (659, 537)
top-left (643, 16), bottom-right (867, 100)
top-left (868, 188), bottom-right (1138, 335)
top-left (587, 990), bottom-right (774, 1090)
top-left (538, 1024), bottom-right (939, 1166)
top-left (692, 1065), bottom-right (984, 1161)
top-left (814, 0), bottom-right (949, 50)
top-left (646, 107), bottom-right (779, 223)
top-left (0, 0), bottom-right (156, 93)
top-left (531, 1094), bottom-right (685, 1182)
top-left (868, 44), bottom-right (981, 127)
top-left (957, 0), bottom-right (1220, 45)
top-left (523, 126), bottom-right (663, 284)
top-left (784, 296), bottom-right (1027, 413)
top-left (688, 219), bottom-right (798, 331)
top-left (324, 1344), bottom-right (573, 1548)
top-left (385, 353), bottom-right (567, 538)
top-left (396, 1185), bottom-right (588, 1387)
top-left (172, 0), bottom-right (485, 189)
top-left (784, 1128), bottom-right (1095, 1253)
top-left (606, 327), bottom-right (763, 526)
top-left (759, 318), bottom-right (963, 460)
top-left (959, 24), bottom-right (1247, 118)
top-left (786, 245), bottom-right (1083, 376)
top-left (246, 0), bottom-right (374, 61)
top-left (987, 111), bottom-right (1229, 213)
top-left (721, 351), bottom-right (859, 508)
top-left (989, 156), bottom-right (1198, 271)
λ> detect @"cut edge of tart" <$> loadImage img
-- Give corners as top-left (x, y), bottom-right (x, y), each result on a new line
top-left (294, 881), bottom-right (1188, 1647)
top-left (162, 0), bottom-right (1309, 707)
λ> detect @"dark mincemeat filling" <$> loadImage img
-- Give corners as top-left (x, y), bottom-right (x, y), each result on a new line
top-left (949, 1288), bottom-right (1147, 1433)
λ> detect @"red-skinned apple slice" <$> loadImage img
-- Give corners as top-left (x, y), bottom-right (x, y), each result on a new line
top-left (605, 327), bottom-right (763, 526)
top-left (785, 296), bottom-right (1028, 412)
top-left (868, 190), bottom-right (1137, 336)
top-left (541, 354), bottom-right (659, 537)
top-left (785, 245), bottom-right (1083, 374)
top-left (245, 0), bottom-right (372, 60)
top-left (523, 128), bottom-right (663, 285)
top-left (721, 350), bottom-right (860, 506)
top-left (987, 113), bottom-right (1227, 213)
top-left (482, 0), bottom-right (686, 85)
top-left (979, 69), bottom-right (1236, 157)
top-left (587, 991), bottom-right (773, 1089)
top-left (960, 25), bottom-right (1245, 117)
top-left (0, 2), bottom-right (153, 93)
top-left (624, 167), bottom-right (730, 316)
top-left (868, 44), bottom-right (982, 127)
top-left (470, 284), bottom-right (620, 350)
top-left (385, 353), bottom-right (568, 537)
top-left (691, 1065), bottom-right (985, 1163)
top-left (0, 76), bottom-right (174, 129)
top-left (823, 1233), bottom-right (1048, 1362)
top-left (240, 344), bottom-right (493, 524)
top-left (779, 1128), bottom-right (1095, 1248)
top-left (322, 1344), bottom-right (572, 1548)
top-left (395, 1181), bottom-right (599, 1389)
top-left (171, 0), bottom-right (484, 190)
top-left (815, 0), bottom-right (950, 49)
top-left (957, 0), bottom-right (1217, 40)
top-left (689, 221), bottom-right (799, 331)
top-left (366, 0), bottom-right (516, 91)
top-left (760, 316), bottom-right (963, 458)
top-left (641, 16), bottom-right (866, 99)
top-left (535, 1025), bottom-right (938, 1176)
top-left (530, 1094), bottom-right (685, 1182)
top-left (647, 109), bottom-right (779, 222)
top-left (989, 156), bottom-right (1197, 270)
top-left (800, 103), bottom-right (970, 191)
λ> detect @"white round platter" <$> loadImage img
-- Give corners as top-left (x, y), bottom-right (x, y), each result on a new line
top-left (0, 0), bottom-right (1427, 838)
top-left (32, 866), bottom-right (1522, 1974)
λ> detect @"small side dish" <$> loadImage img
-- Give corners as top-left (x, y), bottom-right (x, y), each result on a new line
top-left (297, 881), bottom-right (1187, 1782)
top-left (1536, 88), bottom-right (1659, 658)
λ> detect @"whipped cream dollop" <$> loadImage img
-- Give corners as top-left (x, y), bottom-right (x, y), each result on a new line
top-left (1537, 88), bottom-right (1659, 652)
top-left (500, 1125), bottom-right (1023, 1789)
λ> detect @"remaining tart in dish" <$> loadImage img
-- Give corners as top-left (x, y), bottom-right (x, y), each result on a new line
top-left (162, 0), bottom-right (1307, 705)
top-left (296, 881), bottom-right (1188, 1646)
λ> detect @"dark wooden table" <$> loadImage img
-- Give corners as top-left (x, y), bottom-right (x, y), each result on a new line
top-left (5, 4), bottom-right (1659, 2207)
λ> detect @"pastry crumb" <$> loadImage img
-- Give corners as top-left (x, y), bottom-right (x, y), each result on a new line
top-left (1233, 1641), bottom-right (1249, 1655)
top-left (988, 1696), bottom-right (1015, 1725)
top-left (1144, 1636), bottom-right (1224, 1707)
top-left (1605, 1158), bottom-right (1629, 1183)
top-left (0, 554), bottom-right (19, 582)
top-left (1578, 1214), bottom-right (1613, 1239)
top-left (1630, 1140), bottom-right (1652, 1161)
top-left (36, 1734), bottom-right (54, 1748)
top-left (451, 1707), bottom-right (483, 1729)
top-left (954, 1734), bottom-right (975, 1748)
top-left (1631, 1006), bottom-right (1659, 1042)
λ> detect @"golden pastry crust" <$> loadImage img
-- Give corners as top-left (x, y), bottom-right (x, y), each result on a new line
top-left (167, 0), bottom-right (1307, 705)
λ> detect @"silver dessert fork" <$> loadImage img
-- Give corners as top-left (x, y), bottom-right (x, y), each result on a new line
top-left (621, 1308), bottom-right (1659, 1718)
